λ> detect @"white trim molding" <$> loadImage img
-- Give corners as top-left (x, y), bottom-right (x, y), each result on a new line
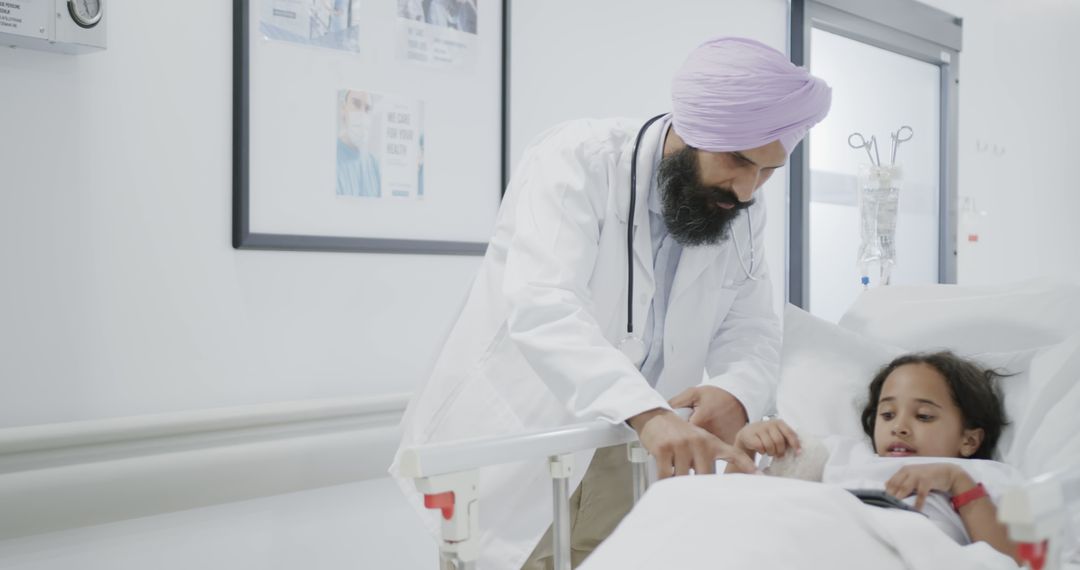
top-left (0, 394), bottom-right (409, 540)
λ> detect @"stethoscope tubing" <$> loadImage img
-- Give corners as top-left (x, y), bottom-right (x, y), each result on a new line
top-left (627, 113), bottom-right (669, 336)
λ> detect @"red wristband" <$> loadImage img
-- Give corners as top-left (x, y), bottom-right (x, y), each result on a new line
top-left (951, 482), bottom-right (988, 512)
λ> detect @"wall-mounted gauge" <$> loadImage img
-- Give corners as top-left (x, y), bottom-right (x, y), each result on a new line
top-left (67, 0), bottom-right (103, 29)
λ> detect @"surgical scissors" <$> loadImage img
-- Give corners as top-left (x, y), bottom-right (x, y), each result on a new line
top-left (889, 125), bottom-right (914, 166)
top-left (848, 132), bottom-right (881, 166)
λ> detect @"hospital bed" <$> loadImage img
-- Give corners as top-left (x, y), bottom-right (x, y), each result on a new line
top-left (399, 281), bottom-right (1080, 569)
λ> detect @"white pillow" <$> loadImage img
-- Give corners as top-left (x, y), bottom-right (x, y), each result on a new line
top-left (777, 305), bottom-right (901, 441)
top-left (777, 305), bottom-right (1045, 462)
top-left (838, 280), bottom-right (1080, 355)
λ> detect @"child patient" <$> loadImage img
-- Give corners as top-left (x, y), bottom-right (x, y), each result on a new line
top-left (733, 351), bottom-right (1019, 562)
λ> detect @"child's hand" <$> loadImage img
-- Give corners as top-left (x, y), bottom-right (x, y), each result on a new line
top-left (884, 463), bottom-right (975, 511)
top-left (733, 418), bottom-right (801, 459)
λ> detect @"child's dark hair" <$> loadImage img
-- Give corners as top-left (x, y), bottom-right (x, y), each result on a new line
top-left (859, 351), bottom-right (1009, 460)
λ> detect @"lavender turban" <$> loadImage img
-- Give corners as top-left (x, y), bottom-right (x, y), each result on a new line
top-left (671, 37), bottom-right (832, 153)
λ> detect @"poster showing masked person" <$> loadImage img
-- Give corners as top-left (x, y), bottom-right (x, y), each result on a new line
top-left (396, 0), bottom-right (478, 67)
top-left (261, 0), bottom-right (362, 52)
top-left (336, 89), bottom-right (425, 199)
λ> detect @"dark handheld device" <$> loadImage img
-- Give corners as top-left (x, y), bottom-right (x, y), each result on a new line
top-left (848, 489), bottom-right (924, 515)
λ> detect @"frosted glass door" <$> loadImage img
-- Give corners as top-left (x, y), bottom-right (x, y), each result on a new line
top-left (808, 28), bottom-right (942, 322)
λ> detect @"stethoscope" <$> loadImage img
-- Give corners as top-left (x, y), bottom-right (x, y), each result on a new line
top-left (618, 114), bottom-right (761, 363)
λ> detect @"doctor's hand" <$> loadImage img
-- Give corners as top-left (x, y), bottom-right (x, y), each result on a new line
top-left (628, 409), bottom-right (757, 479)
top-left (668, 386), bottom-right (749, 444)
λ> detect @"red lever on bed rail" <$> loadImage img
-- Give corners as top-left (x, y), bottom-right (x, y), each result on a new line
top-left (424, 491), bottom-right (455, 520)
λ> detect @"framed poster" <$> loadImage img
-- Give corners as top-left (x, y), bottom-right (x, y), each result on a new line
top-left (234, 0), bottom-right (501, 255)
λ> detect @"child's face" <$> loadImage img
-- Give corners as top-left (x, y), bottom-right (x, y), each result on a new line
top-left (873, 363), bottom-right (984, 458)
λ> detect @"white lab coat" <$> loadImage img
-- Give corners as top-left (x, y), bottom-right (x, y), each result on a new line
top-left (391, 116), bottom-right (781, 569)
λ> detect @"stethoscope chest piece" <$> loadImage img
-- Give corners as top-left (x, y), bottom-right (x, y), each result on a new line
top-left (618, 335), bottom-right (647, 364)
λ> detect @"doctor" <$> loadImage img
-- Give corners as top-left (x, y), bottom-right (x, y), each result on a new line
top-left (392, 37), bottom-right (831, 569)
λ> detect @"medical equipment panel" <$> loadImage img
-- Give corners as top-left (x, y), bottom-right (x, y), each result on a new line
top-left (0, 0), bottom-right (106, 54)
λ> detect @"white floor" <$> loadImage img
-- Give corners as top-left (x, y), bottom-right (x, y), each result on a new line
top-left (0, 478), bottom-right (436, 570)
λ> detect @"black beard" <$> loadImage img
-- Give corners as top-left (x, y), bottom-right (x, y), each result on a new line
top-left (657, 146), bottom-right (752, 246)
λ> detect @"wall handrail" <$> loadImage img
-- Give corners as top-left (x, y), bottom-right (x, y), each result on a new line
top-left (397, 419), bottom-right (637, 479)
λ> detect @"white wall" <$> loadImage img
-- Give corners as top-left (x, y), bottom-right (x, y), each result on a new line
top-left (0, 2), bottom-right (793, 568)
top-left (508, 0), bottom-right (791, 315)
top-left (2, 2), bottom-right (1072, 428)
top-left (919, 0), bottom-right (1080, 285)
top-left (0, 0), bottom-right (481, 429)
top-left (0, 1), bottom-right (467, 566)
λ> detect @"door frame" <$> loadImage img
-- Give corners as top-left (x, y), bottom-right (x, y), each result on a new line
top-left (788, 0), bottom-right (961, 308)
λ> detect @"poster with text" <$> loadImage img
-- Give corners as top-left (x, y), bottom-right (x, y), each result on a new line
top-left (336, 89), bottom-right (425, 199)
top-left (261, 0), bottom-right (363, 52)
top-left (396, 0), bottom-right (478, 68)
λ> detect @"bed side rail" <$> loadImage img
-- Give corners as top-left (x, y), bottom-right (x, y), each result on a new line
top-left (398, 419), bottom-right (650, 570)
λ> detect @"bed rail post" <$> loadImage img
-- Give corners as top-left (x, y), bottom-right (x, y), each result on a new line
top-left (998, 473), bottom-right (1066, 570)
top-left (627, 441), bottom-right (649, 503)
top-left (549, 454), bottom-right (575, 570)
top-left (401, 416), bottom-right (645, 567)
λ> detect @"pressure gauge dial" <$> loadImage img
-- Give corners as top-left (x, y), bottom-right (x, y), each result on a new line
top-left (68, 0), bottom-right (103, 29)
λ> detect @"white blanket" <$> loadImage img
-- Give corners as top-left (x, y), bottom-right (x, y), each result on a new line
top-left (579, 475), bottom-right (1018, 570)
top-left (821, 435), bottom-right (1024, 545)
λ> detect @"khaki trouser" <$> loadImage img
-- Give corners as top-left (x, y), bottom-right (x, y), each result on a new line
top-left (519, 444), bottom-right (634, 570)
top-left (438, 445), bottom-right (633, 570)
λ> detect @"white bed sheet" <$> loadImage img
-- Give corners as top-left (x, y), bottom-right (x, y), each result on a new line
top-left (580, 475), bottom-right (1018, 570)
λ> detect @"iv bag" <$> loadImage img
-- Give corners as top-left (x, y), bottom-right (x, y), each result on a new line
top-left (857, 164), bottom-right (902, 286)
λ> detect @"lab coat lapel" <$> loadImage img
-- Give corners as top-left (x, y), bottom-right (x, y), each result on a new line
top-left (655, 245), bottom-right (721, 395)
